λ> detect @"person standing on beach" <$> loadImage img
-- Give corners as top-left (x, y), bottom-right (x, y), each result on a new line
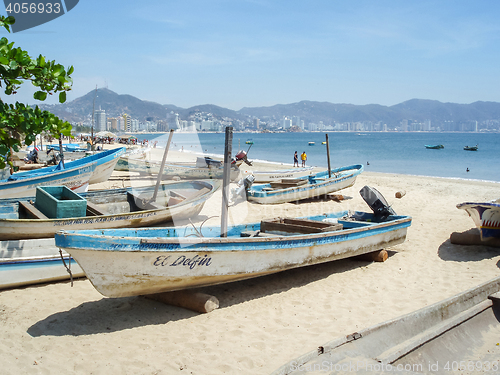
top-left (293, 151), bottom-right (299, 167)
top-left (301, 151), bottom-right (307, 167)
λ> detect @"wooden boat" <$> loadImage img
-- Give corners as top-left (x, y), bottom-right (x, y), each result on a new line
top-left (62, 147), bottom-right (126, 184)
top-left (457, 199), bottom-right (500, 241)
top-left (0, 180), bottom-right (218, 240)
top-left (273, 276), bottom-right (500, 375)
top-left (116, 155), bottom-right (240, 181)
top-left (240, 166), bottom-right (315, 183)
top-left (54, 207), bottom-right (411, 298)
top-left (464, 145), bottom-right (478, 151)
top-left (246, 164), bottom-right (363, 204)
top-left (0, 238), bottom-right (85, 290)
top-left (425, 144), bottom-right (444, 149)
top-left (0, 161), bottom-right (97, 199)
top-left (1, 147), bottom-right (126, 199)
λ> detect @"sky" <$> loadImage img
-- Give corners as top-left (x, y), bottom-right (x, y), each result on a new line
top-left (2, 0), bottom-right (500, 110)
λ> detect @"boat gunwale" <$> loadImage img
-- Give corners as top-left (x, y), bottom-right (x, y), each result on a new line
top-left (55, 214), bottom-right (412, 250)
top-left (249, 164), bottom-right (363, 197)
top-left (0, 161), bottom-right (97, 187)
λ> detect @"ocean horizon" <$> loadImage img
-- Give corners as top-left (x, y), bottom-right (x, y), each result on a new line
top-left (132, 131), bottom-right (500, 183)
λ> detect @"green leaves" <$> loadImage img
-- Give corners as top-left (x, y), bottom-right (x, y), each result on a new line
top-left (0, 15), bottom-right (74, 169)
top-left (34, 91), bottom-right (47, 101)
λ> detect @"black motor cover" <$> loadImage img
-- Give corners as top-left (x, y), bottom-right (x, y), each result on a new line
top-left (359, 185), bottom-right (396, 219)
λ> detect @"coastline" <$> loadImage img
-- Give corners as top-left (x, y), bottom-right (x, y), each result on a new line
top-left (1, 147), bottom-right (500, 374)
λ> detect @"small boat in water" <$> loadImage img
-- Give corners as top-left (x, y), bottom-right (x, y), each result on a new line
top-left (425, 144), bottom-right (444, 149)
top-left (246, 164), bottom-right (363, 204)
top-left (457, 199), bottom-right (500, 241)
top-left (54, 186), bottom-right (411, 298)
top-left (308, 142), bottom-right (315, 146)
top-left (464, 145), bottom-right (478, 151)
top-left (0, 180), bottom-right (218, 240)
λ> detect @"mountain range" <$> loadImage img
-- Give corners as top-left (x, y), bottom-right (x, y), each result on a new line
top-left (40, 88), bottom-right (500, 127)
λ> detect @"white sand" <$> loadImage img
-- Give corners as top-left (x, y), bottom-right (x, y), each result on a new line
top-left (1, 145), bottom-right (499, 374)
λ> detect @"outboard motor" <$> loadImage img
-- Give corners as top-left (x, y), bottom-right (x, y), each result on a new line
top-left (359, 185), bottom-right (396, 220)
top-left (230, 174), bottom-right (255, 203)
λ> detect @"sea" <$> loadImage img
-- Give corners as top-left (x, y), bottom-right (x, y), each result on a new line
top-left (133, 132), bottom-right (500, 183)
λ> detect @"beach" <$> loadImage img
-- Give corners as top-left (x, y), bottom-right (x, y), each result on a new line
top-left (1, 146), bottom-right (500, 374)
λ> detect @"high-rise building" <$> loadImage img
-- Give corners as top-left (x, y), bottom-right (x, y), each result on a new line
top-left (108, 117), bottom-right (118, 131)
top-left (253, 118), bottom-right (259, 129)
top-left (122, 113), bottom-right (131, 132)
top-left (94, 109), bottom-right (106, 131)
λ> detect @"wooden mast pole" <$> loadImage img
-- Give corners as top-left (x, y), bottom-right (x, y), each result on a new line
top-left (152, 129), bottom-right (174, 202)
top-left (220, 126), bottom-right (233, 237)
top-left (326, 134), bottom-right (332, 178)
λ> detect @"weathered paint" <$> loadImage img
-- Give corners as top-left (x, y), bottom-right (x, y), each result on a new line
top-left (240, 166), bottom-right (315, 183)
top-left (0, 163), bottom-right (96, 199)
top-left (457, 200), bottom-right (500, 241)
top-left (0, 238), bottom-right (85, 289)
top-left (0, 180), bottom-right (217, 240)
top-left (117, 157), bottom-right (240, 180)
top-left (247, 164), bottom-right (363, 204)
top-left (55, 211), bottom-right (411, 297)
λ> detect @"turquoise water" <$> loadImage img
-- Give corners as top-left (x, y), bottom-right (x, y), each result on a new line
top-left (136, 132), bottom-right (500, 183)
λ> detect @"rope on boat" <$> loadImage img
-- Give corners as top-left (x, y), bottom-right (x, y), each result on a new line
top-left (59, 248), bottom-right (74, 287)
top-left (185, 216), bottom-right (219, 238)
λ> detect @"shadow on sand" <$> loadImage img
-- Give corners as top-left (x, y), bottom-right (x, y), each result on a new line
top-left (27, 252), bottom-right (390, 337)
top-left (438, 234), bottom-right (500, 264)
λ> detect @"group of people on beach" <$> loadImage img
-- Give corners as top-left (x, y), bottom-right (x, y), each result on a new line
top-left (293, 151), bottom-right (307, 167)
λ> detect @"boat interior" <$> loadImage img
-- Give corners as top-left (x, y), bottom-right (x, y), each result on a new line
top-left (0, 184), bottom-right (212, 220)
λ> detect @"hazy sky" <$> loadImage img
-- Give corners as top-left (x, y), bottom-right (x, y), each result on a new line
top-left (2, 0), bottom-right (500, 110)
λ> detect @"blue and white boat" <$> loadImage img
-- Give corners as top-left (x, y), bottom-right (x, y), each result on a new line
top-left (457, 199), bottom-right (500, 241)
top-left (0, 161), bottom-right (97, 199)
top-left (0, 238), bottom-right (85, 290)
top-left (240, 166), bottom-right (315, 183)
top-left (54, 206), bottom-right (411, 298)
top-left (61, 147), bottom-right (125, 184)
top-left (246, 164), bottom-right (363, 204)
top-left (0, 147), bottom-right (126, 200)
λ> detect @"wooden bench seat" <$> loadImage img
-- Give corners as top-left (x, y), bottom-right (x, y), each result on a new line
top-left (18, 201), bottom-right (48, 219)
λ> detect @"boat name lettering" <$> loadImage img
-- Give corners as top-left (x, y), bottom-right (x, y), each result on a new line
top-left (154, 254), bottom-right (212, 269)
top-left (53, 212), bottom-right (156, 226)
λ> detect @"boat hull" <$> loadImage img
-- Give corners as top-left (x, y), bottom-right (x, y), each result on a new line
top-left (0, 163), bottom-right (96, 199)
top-left (0, 238), bottom-right (85, 290)
top-left (247, 164), bottom-right (363, 204)
top-left (273, 276), bottom-right (500, 375)
top-left (55, 211), bottom-right (411, 297)
top-left (240, 166), bottom-right (315, 183)
top-left (457, 201), bottom-right (500, 241)
top-left (116, 157), bottom-right (240, 180)
top-left (61, 147), bottom-right (125, 184)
